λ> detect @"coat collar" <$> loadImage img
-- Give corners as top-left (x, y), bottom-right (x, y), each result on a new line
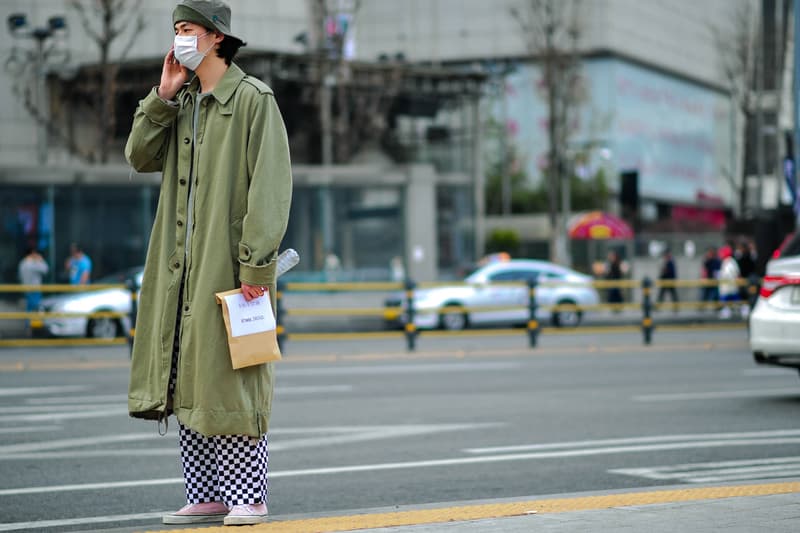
top-left (185, 63), bottom-right (246, 106)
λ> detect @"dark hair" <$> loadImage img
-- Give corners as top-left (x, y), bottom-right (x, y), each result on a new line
top-left (215, 35), bottom-right (243, 66)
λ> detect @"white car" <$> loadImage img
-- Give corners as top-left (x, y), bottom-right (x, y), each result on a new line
top-left (749, 254), bottom-right (800, 372)
top-left (384, 259), bottom-right (601, 330)
top-left (35, 267), bottom-right (142, 339)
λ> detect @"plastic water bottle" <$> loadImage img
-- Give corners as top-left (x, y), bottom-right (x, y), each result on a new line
top-left (276, 248), bottom-right (300, 277)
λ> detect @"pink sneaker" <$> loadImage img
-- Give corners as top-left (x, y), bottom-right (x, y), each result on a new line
top-left (223, 503), bottom-right (269, 525)
top-left (162, 501), bottom-right (229, 524)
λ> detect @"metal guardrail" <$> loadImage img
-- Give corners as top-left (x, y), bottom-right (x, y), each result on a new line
top-left (273, 276), bottom-right (758, 352)
top-left (0, 282), bottom-right (137, 348)
top-left (0, 276), bottom-right (757, 351)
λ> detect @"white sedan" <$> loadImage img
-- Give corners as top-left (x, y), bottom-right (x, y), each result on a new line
top-left (384, 259), bottom-right (601, 330)
top-left (749, 255), bottom-right (800, 372)
top-left (34, 267), bottom-right (142, 339)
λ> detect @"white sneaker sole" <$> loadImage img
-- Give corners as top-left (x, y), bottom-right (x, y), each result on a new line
top-left (223, 514), bottom-right (268, 526)
top-left (162, 513), bottom-right (227, 525)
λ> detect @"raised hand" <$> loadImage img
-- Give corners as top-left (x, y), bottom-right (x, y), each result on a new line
top-left (157, 48), bottom-right (188, 101)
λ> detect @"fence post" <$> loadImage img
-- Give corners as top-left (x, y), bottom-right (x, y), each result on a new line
top-left (747, 274), bottom-right (760, 311)
top-left (276, 279), bottom-right (286, 353)
top-left (527, 278), bottom-right (539, 348)
top-left (404, 278), bottom-right (417, 351)
top-left (126, 279), bottom-right (138, 356)
top-left (642, 277), bottom-right (653, 345)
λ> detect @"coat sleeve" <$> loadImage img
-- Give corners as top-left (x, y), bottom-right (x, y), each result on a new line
top-left (238, 93), bottom-right (293, 287)
top-left (124, 87), bottom-right (179, 173)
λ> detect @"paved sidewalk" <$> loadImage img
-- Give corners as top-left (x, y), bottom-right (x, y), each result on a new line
top-left (149, 480), bottom-right (799, 533)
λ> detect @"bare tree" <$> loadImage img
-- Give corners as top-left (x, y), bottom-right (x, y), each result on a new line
top-left (69, 0), bottom-right (144, 163)
top-left (710, 0), bottom-right (759, 215)
top-left (511, 0), bottom-right (586, 264)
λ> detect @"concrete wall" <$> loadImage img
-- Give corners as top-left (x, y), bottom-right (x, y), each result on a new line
top-left (353, 0), bottom-right (736, 90)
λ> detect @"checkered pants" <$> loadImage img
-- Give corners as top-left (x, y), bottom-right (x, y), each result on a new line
top-left (169, 294), bottom-right (269, 506)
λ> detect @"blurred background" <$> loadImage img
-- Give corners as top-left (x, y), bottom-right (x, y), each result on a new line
top-left (0, 0), bottom-right (794, 285)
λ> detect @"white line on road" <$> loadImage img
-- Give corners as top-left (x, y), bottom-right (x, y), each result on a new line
top-left (0, 432), bottom-right (158, 455)
top-left (633, 388), bottom-right (800, 401)
top-left (610, 456), bottom-right (800, 483)
top-left (741, 368), bottom-right (798, 376)
top-left (275, 385), bottom-right (354, 395)
top-left (21, 385), bottom-right (353, 406)
top-left (0, 386), bottom-right (88, 397)
top-left (0, 512), bottom-right (165, 532)
top-left (0, 424), bottom-right (498, 460)
top-left (280, 361), bottom-right (522, 377)
top-left (26, 394), bottom-right (127, 405)
top-left (463, 429), bottom-right (800, 454)
top-left (0, 407), bottom-right (127, 423)
top-left (4, 437), bottom-right (800, 496)
top-left (0, 426), bottom-right (61, 435)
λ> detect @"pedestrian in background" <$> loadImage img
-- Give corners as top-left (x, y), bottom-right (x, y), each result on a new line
top-left (604, 250), bottom-right (624, 308)
top-left (18, 248), bottom-right (49, 312)
top-left (125, 0), bottom-right (292, 526)
top-left (657, 249), bottom-right (678, 309)
top-left (735, 239), bottom-right (756, 302)
top-left (700, 246), bottom-right (720, 306)
top-left (718, 245), bottom-right (742, 319)
top-left (65, 243), bottom-right (91, 285)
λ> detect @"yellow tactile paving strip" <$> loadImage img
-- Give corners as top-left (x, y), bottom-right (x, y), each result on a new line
top-left (159, 481), bottom-right (800, 533)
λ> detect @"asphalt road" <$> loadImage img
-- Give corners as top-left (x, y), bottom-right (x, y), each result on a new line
top-left (0, 327), bottom-right (798, 532)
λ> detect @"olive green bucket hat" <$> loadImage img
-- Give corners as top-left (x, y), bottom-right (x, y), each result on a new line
top-left (173, 0), bottom-right (246, 46)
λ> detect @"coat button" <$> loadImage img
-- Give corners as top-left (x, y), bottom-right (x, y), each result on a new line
top-left (177, 220), bottom-right (183, 227)
top-left (173, 262), bottom-right (180, 269)
top-left (179, 178), bottom-right (187, 185)
top-left (183, 137), bottom-right (190, 144)
top-left (184, 305), bottom-right (190, 312)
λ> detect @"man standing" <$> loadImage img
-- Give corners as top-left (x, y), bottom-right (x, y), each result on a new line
top-left (657, 249), bottom-right (678, 309)
top-left (18, 248), bottom-right (49, 312)
top-left (65, 243), bottom-right (91, 285)
top-left (125, 0), bottom-right (292, 526)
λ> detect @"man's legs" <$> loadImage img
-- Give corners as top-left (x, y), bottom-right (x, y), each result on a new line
top-left (214, 433), bottom-right (269, 507)
top-left (215, 433), bottom-right (269, 525)
top-left (179, 423), bottom-right (222, 504)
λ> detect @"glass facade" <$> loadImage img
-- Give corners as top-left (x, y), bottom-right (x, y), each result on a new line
top-left (2, 179), bottom-right (474, 285)
top-left (0, 184), bottom-right (158, 284)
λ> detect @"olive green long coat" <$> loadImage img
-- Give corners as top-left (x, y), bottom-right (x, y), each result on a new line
top-left (125, 64), bottom-right (292, 437)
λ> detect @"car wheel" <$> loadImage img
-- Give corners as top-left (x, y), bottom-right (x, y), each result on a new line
top-left (439, 304), bottom-right (468, 331)
top-left (552, 299), bottom-right (581, 328)
top-left (87, 317), bottom-right (120, 339)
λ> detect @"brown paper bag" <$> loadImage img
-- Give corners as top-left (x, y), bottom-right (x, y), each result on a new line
top-left (215, 288), bottom-right (281, 369)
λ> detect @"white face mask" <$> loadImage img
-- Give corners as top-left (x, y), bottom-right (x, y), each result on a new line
top-left (173, 31), bottom-right (213, 70)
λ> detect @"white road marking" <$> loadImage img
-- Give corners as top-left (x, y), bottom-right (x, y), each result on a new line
top-left (26, 394), bottom-right (127, 405)
top-left (0, 512), bottom-right (165, 532)
top-left (610, 456), bottom-right (800, 483)
top-left (0, 432), bottom-right (157, 455)
top-left (0, 405), bottom-right (111, 414)
top-left (275, 385), bottom-right (354, 395)
top-left (0, 386), bottom-right (88, 397)
top-left (268, 423), bottom-right (499, 452)
top-left (0, 426), bottom-right (61, 435)
top-left (280, 361), bottom-right (521, 377)
top-left (741, 368), bottom-right (798, 376)
top-left (4, 436), bottom-right (800, 496)
top-left (463, 429), bottom-right (800, 454)
top-left (0, 407), bottom-right (126, 423)
top-left (20, 385), bottom-right (353, 406)
top-left (0, 424), bottom-right (498, 460)
top-left (633, 388), bottom-right (800, 401)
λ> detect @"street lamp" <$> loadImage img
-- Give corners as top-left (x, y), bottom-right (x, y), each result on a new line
top-left (6, 12), bottom-right (68, 166)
